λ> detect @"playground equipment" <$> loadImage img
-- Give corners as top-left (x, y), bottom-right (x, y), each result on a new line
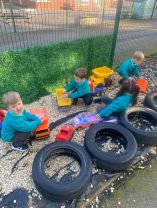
top-left (30, 107), bottom-right (50, 139)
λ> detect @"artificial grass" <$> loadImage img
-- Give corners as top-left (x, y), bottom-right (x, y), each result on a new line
top-left (0, 35), bottom-right (112, 107)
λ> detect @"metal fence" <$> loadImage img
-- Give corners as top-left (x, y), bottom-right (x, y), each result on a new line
top-left (113, 0), bottom-right (157, 66)
top-left (0, 0), bottom-right (157, 66)
top-left (0, 0), bottom-right (116, 51)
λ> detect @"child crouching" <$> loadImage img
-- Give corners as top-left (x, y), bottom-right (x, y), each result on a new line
top-left (95, 79), bottom-right (140, 120)
top-left (1, 91), bottom-right (43, 152)
top-left (63, 68), bottom-right (93, 105)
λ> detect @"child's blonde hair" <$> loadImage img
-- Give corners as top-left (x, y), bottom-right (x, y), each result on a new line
top-left (133, 51), bottom-right (144, 61)
top-left (74, 67), bottom-right (87, 79)
top-left (2, 91), bottom-right (21, 108)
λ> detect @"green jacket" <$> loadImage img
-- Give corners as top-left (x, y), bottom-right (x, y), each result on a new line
top-left (1, 110), bottom-right (41, 142)
top-left (118, 58), bottom-right (140, 79)
top-left (98, 93), bottom-right (133, 118)
top-left (65, 79), bottom-right (91, 99)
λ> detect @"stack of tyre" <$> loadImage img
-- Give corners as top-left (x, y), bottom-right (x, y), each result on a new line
top-left (32, 91), bottom-right (157, 202)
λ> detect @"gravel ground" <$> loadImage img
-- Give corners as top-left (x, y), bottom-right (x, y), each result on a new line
top-left (0, 54), bottom-right (157, 204)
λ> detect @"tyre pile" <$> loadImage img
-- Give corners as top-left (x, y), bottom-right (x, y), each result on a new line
top-left (32, 91), bottom-right (157, 202)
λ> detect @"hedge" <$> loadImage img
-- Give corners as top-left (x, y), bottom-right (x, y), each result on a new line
top-left (0, 35), bottom-right (112, 107)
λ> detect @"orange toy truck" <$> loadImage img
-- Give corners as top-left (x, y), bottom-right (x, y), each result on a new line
top-left (136, 79), bottom-right (148, 94)
top-left (30, 107), bottom-right (50, 139)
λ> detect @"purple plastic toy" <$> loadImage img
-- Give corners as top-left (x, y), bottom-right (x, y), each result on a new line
top-left (71, 112), bottom-right (102, 130)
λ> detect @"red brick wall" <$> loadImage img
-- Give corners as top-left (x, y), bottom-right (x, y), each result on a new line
top-left (12, 0), bottom-right (114, 11)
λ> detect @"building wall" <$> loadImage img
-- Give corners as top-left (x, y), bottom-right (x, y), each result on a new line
top-left (9, 0), bottom-right (114, 11)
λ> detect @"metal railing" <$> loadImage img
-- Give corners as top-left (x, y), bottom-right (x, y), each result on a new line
top-left (0, 0), bottom-right (157, 66)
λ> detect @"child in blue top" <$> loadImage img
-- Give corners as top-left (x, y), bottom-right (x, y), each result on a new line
top-left (1, 91), bottom-right (43, 152)
top-left (96, 79), bottom-right (139, 119)
top-left (117, 51), bottom-right (144, 82)
top-left (63, 68), bottom-right (93, 105)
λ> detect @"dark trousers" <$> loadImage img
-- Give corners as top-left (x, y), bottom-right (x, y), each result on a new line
top-left (10, 131), bottom-right (32, 147)
top-left (73, 93), bottom-right (93, 105)
top-left (96, 95), bottom-right (119, 118)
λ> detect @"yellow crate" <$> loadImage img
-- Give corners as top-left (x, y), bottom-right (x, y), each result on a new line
top-left (56, 88), bottom-right (72, 107)
top-left (92, 66), bottom-right (113, 78)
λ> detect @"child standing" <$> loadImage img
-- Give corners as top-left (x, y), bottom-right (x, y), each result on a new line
top-left (63, 68), bottom-right (93, 105)
top-left (96, 79), bottom-right (139, 119)
top-left (117, 51), bottom-right (144, 82)
top-left (1, 91), bottom-right (43, 152)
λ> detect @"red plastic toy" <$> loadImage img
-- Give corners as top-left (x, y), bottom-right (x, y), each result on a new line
top-left (0, 109), bottom-right (6, 123)
top-left (56, 124), bottom-right (75, 142)
top-left (89, 80), bottom-right (94, 93)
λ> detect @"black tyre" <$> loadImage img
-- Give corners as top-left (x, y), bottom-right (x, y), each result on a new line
top-left (144, 91), bottom-right (157, 112)
top-left (120, 107), bottom-right (157, 144)
top-left (84, 122), bottom-right (137, 171)
top-left (32, 142), bottom-right (92, 202)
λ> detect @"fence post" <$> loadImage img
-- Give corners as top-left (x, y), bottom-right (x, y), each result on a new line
top-left (0, 0), bottom-right (4, 14)
top-left (150, 0), bottom-right (157, 20)
top-left (8, 0), bottom-right (17, 33)
top-left (109, 0), bottom-right (123, 67)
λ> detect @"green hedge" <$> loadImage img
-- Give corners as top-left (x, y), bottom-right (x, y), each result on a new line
top-left (0, 35), bottom-right (112, 107)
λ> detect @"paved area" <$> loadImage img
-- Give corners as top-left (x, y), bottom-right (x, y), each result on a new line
top-left (0, 9), bottom-right (157, 64)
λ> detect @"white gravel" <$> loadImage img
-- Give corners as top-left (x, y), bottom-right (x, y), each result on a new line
top-left (0, 54), bottom-right (157, 200)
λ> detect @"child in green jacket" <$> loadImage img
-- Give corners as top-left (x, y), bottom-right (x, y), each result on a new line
top-left (96, 79), bottom-right (140, 119)
top-left (63, 68), bottom-right (93, 105)
top-left (1, 91), bottom-right (43, 152)
top-left (117, 51), bottom-right (144, 83)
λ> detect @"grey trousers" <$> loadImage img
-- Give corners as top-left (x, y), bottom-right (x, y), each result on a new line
top-left (10, 131), bottom-right (32, 147)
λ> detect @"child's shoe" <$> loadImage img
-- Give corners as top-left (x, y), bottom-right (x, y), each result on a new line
top-left (28, 140), bottom-right (32, 147)
top-left (11, 144), bottom-right (29, 152)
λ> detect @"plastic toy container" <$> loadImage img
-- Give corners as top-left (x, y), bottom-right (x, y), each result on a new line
top-left (30, 107), bottom-right (50, 139)
top-left (56, 88), bottom-right (72, 107)
top-left (0, 109), bottom-right (5, 122)
top-left (89, 75), bottom-right (104, 88)
top-left (136, 79), bottom-right (148, 93)
top-left (92, 66), bottom-right (113, 78)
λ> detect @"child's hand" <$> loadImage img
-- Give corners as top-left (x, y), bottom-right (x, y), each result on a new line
top-left (62, 89), bottom-right (67, 95)
top-left (129, 77), bottom-right (137, 81)
top-left (63, 93), bottom-right (68, 98)
top-left (38, 115), bottom-right (45, 123)
top-left (96, 114), bottom-right (102, 121)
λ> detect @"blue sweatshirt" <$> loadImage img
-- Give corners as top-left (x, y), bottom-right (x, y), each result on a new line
top-left (117, 58), bottom-right (140, 79)
top-left (1, 110), bottom-right (41, 142)
top-left (98, 93), bottom-right (133, 118)
top-left (65, 79), bottom-right (91, 99)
